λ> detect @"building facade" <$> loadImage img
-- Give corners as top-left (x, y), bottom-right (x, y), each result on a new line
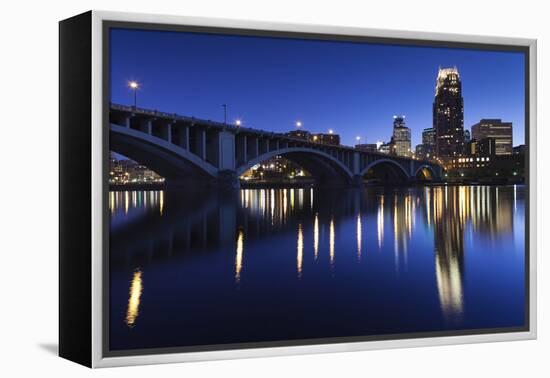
top-left (285, 129), bottom-right (312, 141)
top-left (433, 67), bottom-right (465, 159)
top-left (471, 119), bottom-right (513, 155)
top-left (312, 133), bottom-right (340, 146)
top-left (420, 127), bottom-right (436, 158)
top-left (378, 142), bottom-right (392, 154)
top-left (392, 116), bottom-right (411, 157)
top-left (355, 143), bottom-right (378, 152)
top-left (415, 144), bottom-right (427, 159)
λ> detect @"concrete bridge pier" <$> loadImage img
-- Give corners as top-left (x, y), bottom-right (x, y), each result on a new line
top-left (351, 174), bottom-right (364, 188)
top-left (217, 170), bottom-right (241, 190)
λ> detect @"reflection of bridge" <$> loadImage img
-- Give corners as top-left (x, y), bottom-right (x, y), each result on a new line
top-left (110, 104), bottom-right (442, 188)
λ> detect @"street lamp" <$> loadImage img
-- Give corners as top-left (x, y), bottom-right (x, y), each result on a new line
top-left (328, 129), bottom-right (334, 134)
top-left (128, 81), bottom-right (139, 107)
top-left (222, 104), bottom-right (228, 124)
top-left (356, 136), bottom-right (361, 143)
top-left (235, 119), bottom-right (242, 127)
top-left (296, 121), bottom-right (302, 129)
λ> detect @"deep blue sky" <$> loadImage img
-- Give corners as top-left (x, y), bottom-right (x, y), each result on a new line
top-left (110, 28), bottom-right (525, 147)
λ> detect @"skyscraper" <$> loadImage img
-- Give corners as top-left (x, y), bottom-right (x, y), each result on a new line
top-left (464, 129), bottom-right (471, 144)
top-left (422, 127), bottom-right (436, 158)
top-left (392, 115), bottom-right (411, 157)
top-left (433, 67), bottom-right (465, 159)
top-left (471, 119), bottom-right (513, 155)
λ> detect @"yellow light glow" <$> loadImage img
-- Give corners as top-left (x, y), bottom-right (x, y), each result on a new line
top-left (125, 270), bottom-right (143, 328)
top-left (313, 214), bottom-right (319, 260)
top-left (235, 229), bottom-right (244, 282)
top-left (124, 191), bottom-right (129, 214)
top-left (356, 213), bottom-right (362, 261)
top-left (377, 196), bottom-right (384, 249)
top-left (297, 223), bottom-right (303, 277)
top-left (329, 218), bottom-right (335, 266)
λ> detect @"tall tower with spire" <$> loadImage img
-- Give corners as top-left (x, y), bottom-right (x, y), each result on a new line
top-left (433, 67), bottom-right (464, 159)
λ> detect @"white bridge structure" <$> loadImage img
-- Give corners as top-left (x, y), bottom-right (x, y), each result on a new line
top-left (109, 104), bottom-right (442, 189)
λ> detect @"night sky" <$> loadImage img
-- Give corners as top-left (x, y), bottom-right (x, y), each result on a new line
top-left (110, 28), bottom-right (525, 148)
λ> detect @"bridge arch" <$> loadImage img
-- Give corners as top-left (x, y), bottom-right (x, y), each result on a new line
top-left (359, 158), bottom-right (410, 183)
top-left (110, 124), bottom-right (218, 181)
top-left (236, 147), bottom-right (354, 185)
top-left (415, 164), bottom-right (437, 181)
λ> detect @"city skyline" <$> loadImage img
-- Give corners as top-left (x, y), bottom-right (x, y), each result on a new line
top-left (110, 28), bottom-right (526, 148)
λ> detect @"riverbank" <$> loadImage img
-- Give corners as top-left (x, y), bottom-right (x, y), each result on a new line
top-left (109, 183), bottom-right (165, 191)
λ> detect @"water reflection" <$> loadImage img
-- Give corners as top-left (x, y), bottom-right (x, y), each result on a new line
top-left (313, 214), bottom-right (319, 260)
top-left (235, 229), bottom-right (244, 283)
top-left (297, 223), bottom-right (303, 278)
top-left (125, 269), bottom-right (143, 328)
top-left (377, 196), bottom-right (384, 249)
top-left (110, 185), bottom-right (524, 349)
top-left (356, 214), bottom-right (362, 261)
top-left (329, 218), bottom-right (335, 267)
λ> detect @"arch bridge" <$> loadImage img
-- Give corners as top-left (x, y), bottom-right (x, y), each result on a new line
top-left (109, 104), bottom-right (442, 189)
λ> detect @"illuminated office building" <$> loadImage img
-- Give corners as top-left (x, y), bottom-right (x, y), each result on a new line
top-left (471, 119), bottom-right (513, 155)
top-left (392, 115), bottom-right (411, 157)
top-left (433, 67), bottom-right (465, 158)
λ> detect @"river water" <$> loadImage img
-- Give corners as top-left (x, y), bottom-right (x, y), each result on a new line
top-left (109, 185), bottom-right (526, 351)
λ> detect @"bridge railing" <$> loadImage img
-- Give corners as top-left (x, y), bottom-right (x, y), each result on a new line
top-left (110, 103), bottom-right (440, 168)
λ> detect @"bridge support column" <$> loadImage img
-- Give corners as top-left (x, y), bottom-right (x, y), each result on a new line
top-left (247, 136), bottom-right (259, 159)
top-left (195, 129), bottom-right (206, 160)
top-left (352, 174), bottom-right (364, 188)
top-left (217, 131), bottom-right (236, 170)
top-left (236, 134), bottom-right (247, 165)
top-left (353, 152), bottom-right (360, 175)
top-left (164, 122), bottom-right (172, 143)
top-left (137, 119), bottom-right (152, 135)
top-left (182, 125), bottom-right (189, 149)
top-left (217, 170), bottom-right (240, 190)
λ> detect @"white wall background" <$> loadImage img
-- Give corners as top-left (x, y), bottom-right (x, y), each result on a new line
top-left (0, 0), bottom-right (547, 376)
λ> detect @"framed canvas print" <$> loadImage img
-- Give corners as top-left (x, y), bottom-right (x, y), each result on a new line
top-left (59, 10), bottom-right (537, 368)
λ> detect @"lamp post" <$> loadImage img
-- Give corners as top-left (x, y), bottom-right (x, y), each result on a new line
top-left (222, 104), bottom-right (227, 124)
top-left (128, 81), bottom-right (139, 108)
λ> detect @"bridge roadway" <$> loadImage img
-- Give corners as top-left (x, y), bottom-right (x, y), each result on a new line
top-left (109, 104), bottom-right (442, 189)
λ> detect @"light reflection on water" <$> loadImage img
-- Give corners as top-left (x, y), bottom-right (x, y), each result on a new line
top-left (109, 185), bottom-right (525, 350)
top-left (125, 269), bottom-right (142, 328)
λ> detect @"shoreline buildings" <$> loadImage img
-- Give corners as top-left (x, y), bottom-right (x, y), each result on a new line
top-left (433, 67), bottom-right (465, 159)
top-left (391, 116), bottom-right (412, 157)
top-left (416, 127), bottom-right (436, 159)
top-left (471, 119), bottom-right (513, 155)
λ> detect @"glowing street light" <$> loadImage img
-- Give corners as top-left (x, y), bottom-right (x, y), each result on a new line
top-left (235, 119), bottom-right (242, 127)
top-left (222, 104), bottom-right (228, 124)
top-left (128, 81), bottom-right (139, 107)
top-left (328, 129), bottom-right (334, 134)
top-left (296, 121), bottom-right (302, 129)
top-left (356, 136), bottom-right (361, 142)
